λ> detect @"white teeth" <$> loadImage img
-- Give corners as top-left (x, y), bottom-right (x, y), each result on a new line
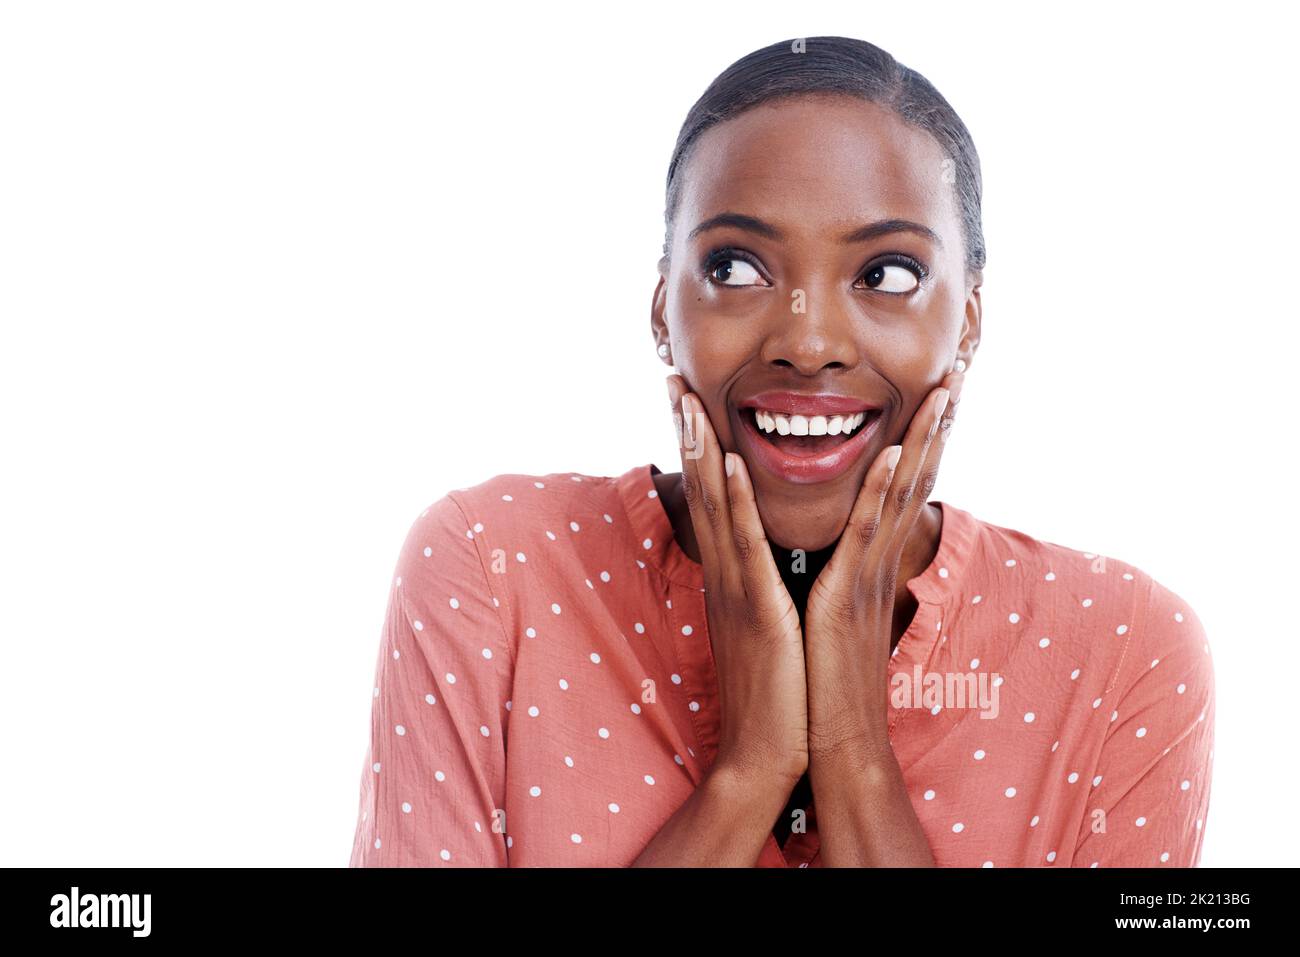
top-left (753, 409), bottom-right (868, 437)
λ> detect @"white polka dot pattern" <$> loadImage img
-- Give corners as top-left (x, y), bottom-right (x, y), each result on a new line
top-left (349, 464), bottom-right (1214, 870)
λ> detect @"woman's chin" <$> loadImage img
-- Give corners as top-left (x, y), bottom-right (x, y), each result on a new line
top-left (754, 492), bottom-right (856, 555)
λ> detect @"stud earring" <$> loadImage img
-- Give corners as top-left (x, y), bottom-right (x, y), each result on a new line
top-left (658, 344), bottom-right (670, 359)
top-left (953, 358), bottom-right (967, 373)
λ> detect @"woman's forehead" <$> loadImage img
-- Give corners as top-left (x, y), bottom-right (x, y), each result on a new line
top-left (677, 97), bottom-right (957, 244)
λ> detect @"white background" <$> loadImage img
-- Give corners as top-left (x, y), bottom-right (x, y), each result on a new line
top-left (2, 0), bottom-right (1295, 866)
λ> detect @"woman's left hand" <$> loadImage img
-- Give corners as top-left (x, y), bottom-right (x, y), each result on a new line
top-left (803, 363), bottom-right (966, 766)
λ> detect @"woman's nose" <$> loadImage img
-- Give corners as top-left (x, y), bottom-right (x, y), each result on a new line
top-left (758, 308), bottom-right (859, 375)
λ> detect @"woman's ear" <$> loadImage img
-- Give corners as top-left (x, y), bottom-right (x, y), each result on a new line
top-left (650, 275), bottom-right (672, 365)
top-left (957, 279), bottom-right (982, 370)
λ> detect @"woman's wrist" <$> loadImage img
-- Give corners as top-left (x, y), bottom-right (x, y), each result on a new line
top-left (708, 753), bottom-right (804, 806)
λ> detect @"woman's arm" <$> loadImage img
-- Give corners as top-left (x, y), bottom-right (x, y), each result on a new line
top-left (1073, 579), bottom-right (1214, 867)
top-left (636, 378), bottom-right (812, 866)
top-left (809, 748), bottom-right (935, 867)
top-left (631, 761), bottom-right (796, 867)
top-left (349, 493), bottom-right (513, 867)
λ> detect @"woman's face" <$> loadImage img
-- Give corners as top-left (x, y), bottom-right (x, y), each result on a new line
top-left (652, 94), bottom-right (982, 552)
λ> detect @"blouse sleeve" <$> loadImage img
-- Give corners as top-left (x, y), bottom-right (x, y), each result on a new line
top-left (349, 493), bottom-right (514, 866)
top-left (1073, 577), bottom-right (1215, 867)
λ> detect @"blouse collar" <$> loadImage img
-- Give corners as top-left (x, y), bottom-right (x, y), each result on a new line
top-left (615, 462), bottom-right (978, 606)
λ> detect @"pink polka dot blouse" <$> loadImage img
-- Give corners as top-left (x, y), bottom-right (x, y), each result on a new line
top-left (349, 463), bottom-right (1214, 867)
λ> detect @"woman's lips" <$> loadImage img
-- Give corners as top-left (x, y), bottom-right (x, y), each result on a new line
top-left (735, 406), bottom-right (882, 485)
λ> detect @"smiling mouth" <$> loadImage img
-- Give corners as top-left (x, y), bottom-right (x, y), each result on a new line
top-left (745, 407), bottom-right (882, 457)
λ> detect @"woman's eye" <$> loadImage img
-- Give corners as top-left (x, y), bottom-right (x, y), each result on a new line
top-left (860, 262), bottom-right (921, 294)
top-left (709, 257), bottom-right (764, 286)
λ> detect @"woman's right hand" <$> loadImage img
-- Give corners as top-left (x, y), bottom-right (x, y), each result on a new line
top-left (666, 374), bottom-right (809, 788)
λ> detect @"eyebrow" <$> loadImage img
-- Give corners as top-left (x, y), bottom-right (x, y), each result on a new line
top-left (687, 211), bottom-right (944, 249)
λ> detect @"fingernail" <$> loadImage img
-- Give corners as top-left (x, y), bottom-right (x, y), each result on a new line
top-left (725, 452), bottom-right (735, 477)
top-left (947, 375), bottom-right (964, 406)
top-left (935, 389), bottom-right (950, 421)
top-left (666, 375), bottom-right (680, 410)
top-left (886, 445), bottom-right (902, 471)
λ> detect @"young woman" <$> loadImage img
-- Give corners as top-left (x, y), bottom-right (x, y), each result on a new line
top-left (349, 36), bottom-right (1213, 868)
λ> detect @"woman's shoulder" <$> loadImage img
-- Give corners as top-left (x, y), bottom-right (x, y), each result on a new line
top-left (420, 466), bottom-right (632, 536)
top-left (383, 467), bottom-right (635, 643)
top-left (395, 465), bottom-right (643, 577)
top-left (953, 503), bottom-right (1211, 668)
